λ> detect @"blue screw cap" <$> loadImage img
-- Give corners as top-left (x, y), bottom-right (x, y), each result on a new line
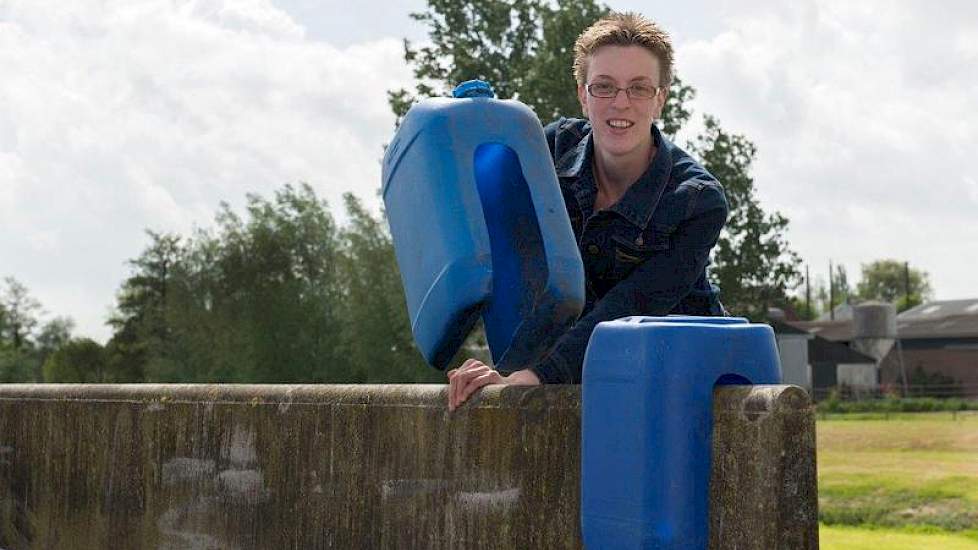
top-left (452, 80), bottom-right (495, 99)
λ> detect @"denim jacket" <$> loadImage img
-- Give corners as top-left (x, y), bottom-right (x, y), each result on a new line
top-left (527, 118), bottom-right (729, 384)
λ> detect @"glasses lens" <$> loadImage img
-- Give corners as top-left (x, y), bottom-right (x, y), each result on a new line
top-left (627, 85), bottom-right (657, 99)
top-left (589, 83), bottom-right (616, 98)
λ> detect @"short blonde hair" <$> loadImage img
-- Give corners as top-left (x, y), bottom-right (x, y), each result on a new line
top-left (572, 12), bottom-right (674, 88)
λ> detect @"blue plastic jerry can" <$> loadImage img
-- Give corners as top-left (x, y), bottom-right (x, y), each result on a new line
top-left (381, 80), bottom-right (585, 371)
top-left (581, 316), bottom-right (783, 549)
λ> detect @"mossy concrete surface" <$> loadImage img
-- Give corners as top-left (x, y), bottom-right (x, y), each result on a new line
top-left (0, 384), bottom-right (816, 549)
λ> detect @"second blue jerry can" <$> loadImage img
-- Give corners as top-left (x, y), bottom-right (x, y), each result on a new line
top-left (581, 316), bottom-right (783, 549)
top-left (382, 80), bottom-right (585, 371)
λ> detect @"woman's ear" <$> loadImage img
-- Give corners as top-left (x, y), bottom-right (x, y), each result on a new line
top-left (652, 87), bottom-right (667, 120)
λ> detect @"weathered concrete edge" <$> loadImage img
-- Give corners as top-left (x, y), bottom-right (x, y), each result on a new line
top-left (713, 384), bottom-right (813, 415)
top-left (0, 383), bottom-right (809, 412)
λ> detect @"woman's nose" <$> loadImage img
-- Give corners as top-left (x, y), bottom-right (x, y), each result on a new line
top-left (610, 89), bottom-right (632, 108)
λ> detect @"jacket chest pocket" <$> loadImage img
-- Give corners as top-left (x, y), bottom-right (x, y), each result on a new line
top-left (610, 224), bottom-right (674, 279)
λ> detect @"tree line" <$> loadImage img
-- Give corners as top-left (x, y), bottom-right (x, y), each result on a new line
top-left (1, 0), bottom-right (933, 382)
top-left (2, 187), bottom-right (447, 383)
top-left (0, 192), bottom-right (932, 384)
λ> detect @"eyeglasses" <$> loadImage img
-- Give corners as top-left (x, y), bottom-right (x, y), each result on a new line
top-left (586, 82), bottom-right (661, 100)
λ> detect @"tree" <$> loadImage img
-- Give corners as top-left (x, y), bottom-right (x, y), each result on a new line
top-left (204, 183), bottom-right (346, 383)
top-left (336, 194), bottom-right (438, 382)
top-left (110, 231), bottom-right (181, 336)
top-left (389, 0), bottom-right (550, 124)
top-left (856, 260), bottom-right (932, 312)
top-left (42, 338), bottom-right (107, 383)
top-left (832, 264), bottom-right (852, 306)
top-left (0, 278), bottom-right (43, 382)
top-left (0, 347), bottom-right (36, 382)
top-left (690, 116), bottom-right (802, 320)
top-left (35, 316), bottom-right (74, 354)
top-left (392, 1), bottom-right (803, 322)
top-left (107, 183), bottom-right (350, 383)
top-left (107, 231), bottom-right (183, 382)
top-left (34, 316), bottom-right (75, 379)
top-left (811, 264), bottom-right (852, 318)
top-left (0, 277), bottom-right (42, 351)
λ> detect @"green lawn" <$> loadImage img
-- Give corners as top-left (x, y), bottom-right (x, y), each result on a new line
top-left (817, 411), bottom-right (978, 548)
top-left (821, 524), bottom-right (978, 549)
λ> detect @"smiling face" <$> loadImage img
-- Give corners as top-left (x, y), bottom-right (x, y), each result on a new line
top-left (577, 45), bottom-right (667, 160)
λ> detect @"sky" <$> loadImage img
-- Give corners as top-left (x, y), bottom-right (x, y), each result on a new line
top-left (1, 0), bottom-right (976, 343)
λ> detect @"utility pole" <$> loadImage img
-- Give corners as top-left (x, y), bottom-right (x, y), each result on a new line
top-left (805, 264), bottom-right (812, 320)
top-left (904, 261), bottom-right (911, 310)
top-left (829, 260), bottom-right (835, 321)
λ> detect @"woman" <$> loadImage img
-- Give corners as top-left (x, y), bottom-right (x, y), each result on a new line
top-left (448, 13), bottom-right (728, 410)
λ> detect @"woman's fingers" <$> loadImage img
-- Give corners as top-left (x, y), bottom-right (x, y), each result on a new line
top-left (450, 361), bottom-right (473, 406)
top-left (458, 371), bottom-right (499, 406)
top-left (449, 361), bottom-right (473, 408)
top-left (453, 364), bottom-right (490, 409)
top-left (447, 360), bottom-right (494, 411)
top-left (447, 358), bottom-right (480, 381)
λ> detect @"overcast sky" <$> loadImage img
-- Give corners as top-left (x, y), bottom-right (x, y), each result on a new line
top-left (2, 0), bottom-right (976, 343)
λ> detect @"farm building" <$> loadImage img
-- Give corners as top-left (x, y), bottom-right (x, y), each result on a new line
top-left (787, 299), bottom-right (978, 397)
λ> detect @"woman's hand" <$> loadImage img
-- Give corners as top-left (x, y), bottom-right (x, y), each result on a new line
top-left (446, 359), bottom-right (541, 411)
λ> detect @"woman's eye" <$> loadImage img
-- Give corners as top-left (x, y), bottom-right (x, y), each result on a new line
top-left (629, 85), bottom-right (656, 98)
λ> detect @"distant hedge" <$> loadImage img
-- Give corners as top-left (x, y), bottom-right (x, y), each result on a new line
top-left (817, 396), bottom-right (978, 414)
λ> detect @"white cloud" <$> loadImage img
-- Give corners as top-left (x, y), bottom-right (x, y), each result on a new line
top-left (0, 0), bottom-right (414, 341)
top-left (675, 0), bottom-right (978, 299)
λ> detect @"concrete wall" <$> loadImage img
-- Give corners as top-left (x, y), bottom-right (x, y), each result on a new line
top-left (0, 384), bottom-right (818, 549)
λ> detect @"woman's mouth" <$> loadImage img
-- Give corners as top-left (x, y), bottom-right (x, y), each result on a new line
top-left (607, 119), bottom-right (634, 129)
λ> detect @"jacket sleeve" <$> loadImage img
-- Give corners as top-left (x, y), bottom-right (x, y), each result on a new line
top-left (529, 182), bottom-right (728, 384)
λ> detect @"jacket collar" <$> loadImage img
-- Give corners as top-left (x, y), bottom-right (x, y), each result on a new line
top-left (556, 122), bottom-right (674, 230)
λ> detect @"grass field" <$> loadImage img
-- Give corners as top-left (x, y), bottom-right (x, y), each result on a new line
top-left (817, 411), bottom-right (978, 548)
top-left (821, 524), bottom-right (978, 549)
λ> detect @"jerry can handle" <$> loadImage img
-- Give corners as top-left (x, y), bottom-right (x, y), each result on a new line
top-left (452, 80), bottom-right (495, 99)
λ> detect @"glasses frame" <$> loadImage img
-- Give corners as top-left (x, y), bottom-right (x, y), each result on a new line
top-left (585, 82), bottom-right (662, 100)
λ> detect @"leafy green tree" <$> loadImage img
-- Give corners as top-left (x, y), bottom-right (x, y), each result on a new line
top-left (832, 264), bottom-right (852, 307)
top-left (807, 264), bottom-right (853, 318)
top-left (856, 259), bottom-right (932, 312)
top-left (111, 231), bottom-right (181, 336)
top-left (0, 277), bottom-right (42, 351)
top-left (34, 316), bottom-right (75, 379)
top-left (107, 231), bottom-right (183, 381)
top-left (389, 0), bottom-right (548, 124)
top-left (0, 278), bottom-right (43, 382)
top-left (204, 183), bottom-right (345, 382)
top-left (42, 338), bottom-right (107, 382)
top-left (0, 349), bottom-right (37, 382)
top-left (336, 194), bottom-right (438, 382)
top-left (103, 321), bottom-right (148, 383)
top-left (689, 116), bottom-right (802, 320)
top-left (35, 316), bottom-right (74, 355)
top-left (108, 184), bottom-right (349, 383)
